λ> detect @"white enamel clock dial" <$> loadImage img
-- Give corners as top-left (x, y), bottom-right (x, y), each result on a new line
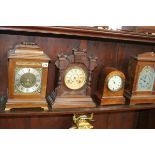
top-left (14, 68), bottom-right (42, 93)
top-left (137, 66), bottom-right (155, 91)
top-left (107, 75), bottom-right (123, 92)
top-left (64, 66), bottom-right (87, 90)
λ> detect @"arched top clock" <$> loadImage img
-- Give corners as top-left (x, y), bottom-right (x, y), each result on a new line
top-left (52, 48), bottom-right (98, 109)
top-left (93, 66), bottom-right (125, 105)
top-left (6, 42), bottom-right (50, 110)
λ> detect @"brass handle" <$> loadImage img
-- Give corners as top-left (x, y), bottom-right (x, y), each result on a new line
top-left (70, 113), bottom-right (94, 129)
top-left (21, 42), bottom-right (37, 46)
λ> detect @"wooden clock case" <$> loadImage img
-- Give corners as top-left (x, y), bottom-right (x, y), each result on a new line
top-left (93, 66), bottom-right (125, 106)
top-left (124, 52), bottom-right (155, 104)
top-left (52, 48), bottom-right (97, 109)
top-left (6, 43), bottom-right (50, 110)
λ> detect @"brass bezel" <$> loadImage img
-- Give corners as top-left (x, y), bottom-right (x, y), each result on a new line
top-left (64, 64), bottom-right (88, 90)
top-left (106, 71), bottom-right (124, 92)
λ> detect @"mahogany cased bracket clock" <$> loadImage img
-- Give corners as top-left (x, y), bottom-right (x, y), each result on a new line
top-left (52, 48), bottom-right (98, 109)
top-left (6, 42), bottom-right (50, 110)
top-left (93, 66), bottom-right (125, 106)
top-left (124, 52), bottom-right (155, 104)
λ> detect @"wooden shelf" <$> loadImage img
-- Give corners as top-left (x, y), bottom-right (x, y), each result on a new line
top-left (0, 26), bottom-right (155, 43)
top-left (1, 103), bottom-right (155, 117)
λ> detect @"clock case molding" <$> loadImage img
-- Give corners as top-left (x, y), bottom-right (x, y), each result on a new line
top-left (124, 52), bottom-right (155, 104)
top-left (52, 48), bottom-right (97, 109)
top-left (6, 43), bottom-right (51, 110)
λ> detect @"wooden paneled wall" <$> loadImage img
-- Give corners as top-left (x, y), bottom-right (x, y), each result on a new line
top-left (0, 30), bottom-right (154, 129)
top-left (0, 109), bottom-right (154, 129)
top-left (0, 31), bottom-right (154, 96)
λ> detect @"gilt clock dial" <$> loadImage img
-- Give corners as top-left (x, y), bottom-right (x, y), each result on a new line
top-left (64, 66), bottom-right (87, 90)
top-left (14, 67), bottom-right (42, 94)
top-left (53, 48), bottom-right (97, 109)
top-left (107, 75), bottom-right (123, 92)
top-left (137, 66), bottom-right (155, 91)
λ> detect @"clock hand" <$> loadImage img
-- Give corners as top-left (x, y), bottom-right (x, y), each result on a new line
top-left (140, 77), bottom-right (146, 83)
top-left (144, 75), bottom-right (146, 80)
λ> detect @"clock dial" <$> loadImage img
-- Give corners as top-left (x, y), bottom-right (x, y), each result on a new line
top-left (107, 75), bottom-right (123, 92)
top-left (14, 68), bottom-right (42, 94)
top-left (64, 66), bottom-right (87, 90)
top-left (137, 66), bottom-right (155, 91)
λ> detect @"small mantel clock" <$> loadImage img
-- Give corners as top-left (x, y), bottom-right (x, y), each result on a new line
top-left (6, 42), bottom-right (50, 110)
top-left (52, 48), bottom-right (97, 109)
top-left (93, 66), bottom-right (125, 105)
top-left (124, 52), bottom-right (155, 104)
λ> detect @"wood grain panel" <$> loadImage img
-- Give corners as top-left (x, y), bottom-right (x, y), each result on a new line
top-left (0, 33), bottom-right (154, 97)
top-left (0, 33), bottom-right (81, 96)
top-left (0, 111), bottom-right (150, 129)
top-left (29, 115), bottom-right (73, 129)
top-left (0, 28), bottom-right (154, 129)
top-left (0, 115), bottom-right (73, 129)
top-left (87, 40), bottom-right (118, 67)
top-left (107, 111), bottom-right (138, 129)
top-left (116, 42), bottom-right (153, 75)
top-left (147, 109), bottom-right (155, 128)
top-left (137, 109), bottom-right (155, 129)
top-left (0, 117), bottom-right (30, 128)
top-left (1, 26), bottom-right (155, 43)
top-left (93, 113), bottom-right (109, 129)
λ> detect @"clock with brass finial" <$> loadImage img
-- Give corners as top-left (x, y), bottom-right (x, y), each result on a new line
top-left (6, 42), bottom-right (50, 110)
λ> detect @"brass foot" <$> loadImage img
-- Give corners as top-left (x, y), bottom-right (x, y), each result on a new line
top-left (42, 107), bottom-right (49, 111)
top-left (5, 108), bottom-right (11, 112)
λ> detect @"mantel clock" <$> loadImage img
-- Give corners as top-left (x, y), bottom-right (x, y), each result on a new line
top-left (124, 52), bottom-right (155, 104)
top-left (52, 48), bottom-right (97, 109)
top-left (6, 42), bottom-right (50, 110)
top-left (93, 66), bottom-right (125, 105)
